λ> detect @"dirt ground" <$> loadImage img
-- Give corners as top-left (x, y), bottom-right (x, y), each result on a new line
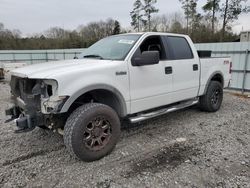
top-left (0, 81), bottom-right (250, 188)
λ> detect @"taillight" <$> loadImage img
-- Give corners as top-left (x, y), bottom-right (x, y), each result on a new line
top-left (229, 62), bottom-right (232, 74)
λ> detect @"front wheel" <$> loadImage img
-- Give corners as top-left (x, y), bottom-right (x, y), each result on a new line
top-left (199, 81), bottom-right (223, 112)
top-left (64, 103), bottom-right (121, 162)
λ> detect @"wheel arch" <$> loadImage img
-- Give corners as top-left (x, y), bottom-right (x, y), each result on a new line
top-left (204, 71), bottom-right (224, 94)
top-left (60, 84), bottom-right (127, 117)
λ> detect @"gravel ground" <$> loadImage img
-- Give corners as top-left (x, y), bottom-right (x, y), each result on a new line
top-left (0, 81), bottom-right (250, 188)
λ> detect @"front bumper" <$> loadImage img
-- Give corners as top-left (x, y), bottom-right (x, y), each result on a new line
top-left (5, 76), bottom-right (69, 133)
top-left (5, 104), bottom-right (67, 133)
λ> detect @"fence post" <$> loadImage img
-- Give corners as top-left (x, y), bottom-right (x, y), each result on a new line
top-left (30, 53), bottom-right (33, 64)
top-left (242, 49), bottom-right (249, 94)
top-left (45, 51), bottom-right (48, 62)
top-left (12, 53), bottom-right (16, 62)
top-left (63, 52), bottom-right (66, 60)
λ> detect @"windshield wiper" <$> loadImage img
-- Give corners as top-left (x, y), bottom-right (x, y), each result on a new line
top-left (83, 54), bottom-right (104, 59)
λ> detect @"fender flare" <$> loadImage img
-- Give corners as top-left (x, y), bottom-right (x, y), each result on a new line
top-left (60, 84), bottom-right (127, 117)
top-left (203, 71), bottom-right (224, 95)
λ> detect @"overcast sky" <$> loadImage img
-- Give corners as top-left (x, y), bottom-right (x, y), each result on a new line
top-left (0, 0), bottom-right (250, 36)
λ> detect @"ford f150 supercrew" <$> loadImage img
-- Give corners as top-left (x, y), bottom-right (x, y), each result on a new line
top-left (5, 32), bottom-right (231, 162)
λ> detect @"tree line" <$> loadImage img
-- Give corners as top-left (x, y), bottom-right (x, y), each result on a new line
top-left (131, 0), bottom-right (249, 42)
top-left (0, 0), bottom-right (249, 50)
top-left (0, 19), bottom-right (121, 50)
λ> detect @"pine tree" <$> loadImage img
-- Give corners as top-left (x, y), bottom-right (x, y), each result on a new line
top-left (143, 0), bottom-right (159, 31)
top-left (220, 0), bottom-right (250, 40)
top-left (203, 0), bottom-right (220, 33)
top-left (113, 20), bottom-right (121, 35)
top-left (179, 0), bottom-right (190, 33)
top-left (189, 0), bottom-right (198, 33)
top-left (130, 0), bottom-right (145, 31)
top-left (179, 0), bottom-right (199, 34)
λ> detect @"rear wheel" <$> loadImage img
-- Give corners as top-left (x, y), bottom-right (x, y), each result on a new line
top-left (64, 103), bottom-right (121, 162)
top-left (199, 81), bottom-right (223, 112)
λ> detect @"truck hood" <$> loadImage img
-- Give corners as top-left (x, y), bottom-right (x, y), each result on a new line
top-left (11, 59), bottom-right (118, 79)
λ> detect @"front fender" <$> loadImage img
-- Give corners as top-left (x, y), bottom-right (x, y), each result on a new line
top-left (60, 84), bottom-right (128, 116)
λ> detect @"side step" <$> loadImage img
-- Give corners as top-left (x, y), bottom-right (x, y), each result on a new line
top-left (129, 98), bottom-right (199, 123)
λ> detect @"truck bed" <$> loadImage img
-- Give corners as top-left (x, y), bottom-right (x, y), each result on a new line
top-left (199, 57), bottom-right (231, 96)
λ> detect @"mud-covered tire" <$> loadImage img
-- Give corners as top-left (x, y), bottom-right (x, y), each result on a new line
top-left (64, 103), bottom-right (121, 162)
top-left (199, 81), bottom-right (223, 112)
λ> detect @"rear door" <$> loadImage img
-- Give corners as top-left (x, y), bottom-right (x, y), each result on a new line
top-left (163, 36), bottom-right (200, 102)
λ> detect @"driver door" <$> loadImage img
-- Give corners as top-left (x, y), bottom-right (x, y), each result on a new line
top-left (128, 35), bottom-right (173, 114)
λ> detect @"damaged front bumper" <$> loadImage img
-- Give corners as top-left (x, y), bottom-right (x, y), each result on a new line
top-left (5, 76), bottom-right (69, 133)
top-left (5, 104), bottom-right (67, 134)
top-left (5, 106), bottom-right (43, 133)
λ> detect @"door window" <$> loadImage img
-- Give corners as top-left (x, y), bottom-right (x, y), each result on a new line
top-left (135, 36), bottom-right (167, 60)
top-left (164, 36), bottom-right (193, 60)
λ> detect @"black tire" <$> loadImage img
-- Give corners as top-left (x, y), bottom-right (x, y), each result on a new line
top-left (64, 103), bottom-right (121, 162)
top-left (199, 81), bottom-right (223, 112)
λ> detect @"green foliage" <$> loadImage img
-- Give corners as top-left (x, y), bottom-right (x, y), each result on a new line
top-left (130, 0), bottom-right (158, 31)
top-left (179, 0), bottom-right (199, 34)
top-left (143, 0), bottom-right (159, 31)
top-left (0, 19), bottom-right (122, 50)
top-left (220, 0), bottom-right (250, 40)
top-left (203, 0), bottom-right (220, 33)
top-left (178, 0), bottom-right (249, 41)
top-left (170, 20), bottom-right (186, 34)
top-left (113, 21), bottom-right (121, 35)
top-left (130, 0), bottom-right (146, 31)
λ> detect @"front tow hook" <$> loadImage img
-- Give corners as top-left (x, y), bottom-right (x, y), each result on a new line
top-left (14, 115), bottom-right (36, 133)
top-left (5, 107), bottom-right (20, 123)
top-left (5, 107), bottom-right (36, 133)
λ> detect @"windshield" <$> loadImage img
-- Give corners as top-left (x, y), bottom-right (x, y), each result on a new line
top-left (80, 34), bottom-right (141, 60)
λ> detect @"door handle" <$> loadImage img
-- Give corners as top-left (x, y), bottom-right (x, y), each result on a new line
top-left (193, 64), bottom-right (198, 71)
top-left (165, 66), bottom-right (172, 74)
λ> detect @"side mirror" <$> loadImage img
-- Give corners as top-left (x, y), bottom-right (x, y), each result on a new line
top-left (132, 51), bottom-right (160, 66)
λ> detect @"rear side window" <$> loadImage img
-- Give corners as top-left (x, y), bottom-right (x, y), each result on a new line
top-left (166, 36), bottom-right (193, 60)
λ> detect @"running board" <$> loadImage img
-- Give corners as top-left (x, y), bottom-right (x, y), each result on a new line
top-left (129, 99), bottom-right (199, 123)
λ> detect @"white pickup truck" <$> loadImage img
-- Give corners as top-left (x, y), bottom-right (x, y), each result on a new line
top-left (5, 32), bottom-right (231, 162)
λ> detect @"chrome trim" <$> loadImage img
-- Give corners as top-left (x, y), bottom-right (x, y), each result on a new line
top-left (129, 99), bottom-right (199, 123)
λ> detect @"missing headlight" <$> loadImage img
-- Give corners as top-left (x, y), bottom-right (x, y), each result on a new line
top-left (31, 79), bottom-right (58, 98)
top-left (47, 85), bottom-right (53, 97)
